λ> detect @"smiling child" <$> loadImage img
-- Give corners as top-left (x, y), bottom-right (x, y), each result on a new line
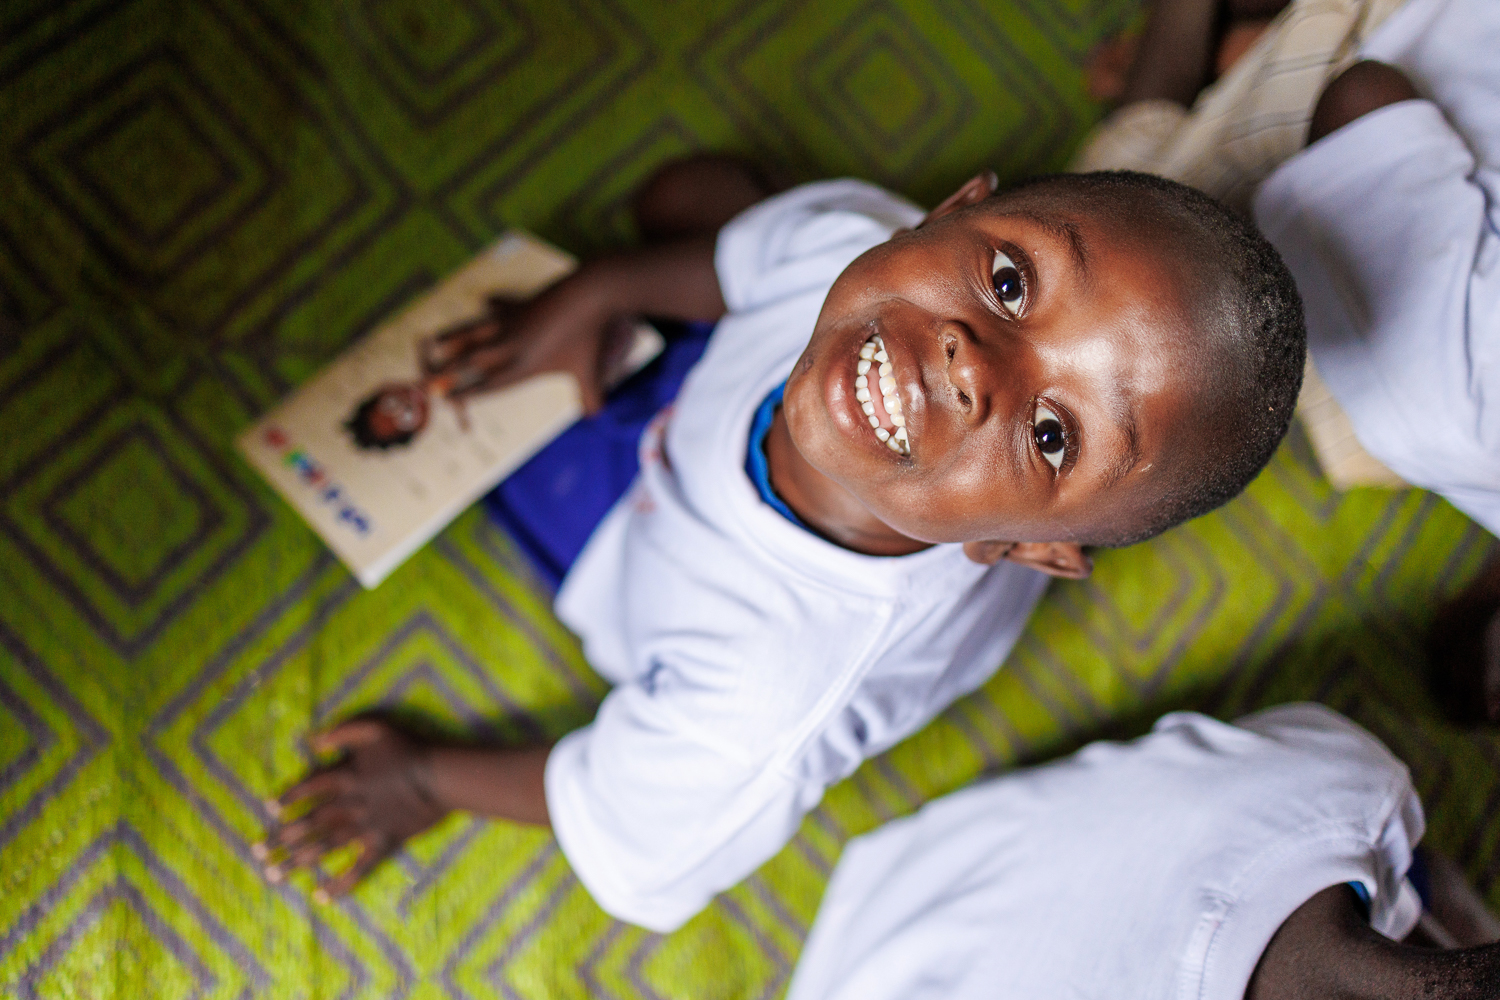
top-left (259, 161), bottom-right (1305, 930)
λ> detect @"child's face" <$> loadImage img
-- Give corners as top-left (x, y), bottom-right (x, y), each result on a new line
top-left (783, 193), bottom-right (1203, 546)
top-left (368, 384), bottom-right (430, 442)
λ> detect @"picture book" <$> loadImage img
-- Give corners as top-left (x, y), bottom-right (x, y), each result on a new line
top-left (236, 232), bottom-right (662, 587)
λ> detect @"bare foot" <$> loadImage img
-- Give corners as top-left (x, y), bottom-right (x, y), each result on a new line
top-left (631, 154), bottom-right (778, 244)
top-left (259, 719), bottom-right (447, 899)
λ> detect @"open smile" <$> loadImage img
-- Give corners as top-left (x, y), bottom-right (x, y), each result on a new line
top-left (855, 334), bottom-right (910, 456)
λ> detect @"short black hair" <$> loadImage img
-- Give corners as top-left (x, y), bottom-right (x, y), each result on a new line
top-left (345, 391), bottom-right (417, 450)
top-left (995, 171), bottom-right (1306, 547)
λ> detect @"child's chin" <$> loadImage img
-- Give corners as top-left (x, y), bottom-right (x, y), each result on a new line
top-left (787, 376), bottom-right (862, 463)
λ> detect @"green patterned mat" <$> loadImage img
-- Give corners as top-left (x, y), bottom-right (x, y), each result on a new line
top-left (2, 0), bottom-right (1498, 996)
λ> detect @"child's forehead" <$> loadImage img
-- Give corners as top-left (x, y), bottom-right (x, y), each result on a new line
top-left (964, 189), bottom-right (1140, 249)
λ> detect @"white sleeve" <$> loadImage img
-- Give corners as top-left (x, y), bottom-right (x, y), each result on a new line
top-left (714, 179), bottom-right (924, 314)
top-left (1231, 703), bottom-right (1426, 940)
top-left (544, 664), bottom-right (822, 932)
top-left (1253, 100), bottom-right (1500, 534)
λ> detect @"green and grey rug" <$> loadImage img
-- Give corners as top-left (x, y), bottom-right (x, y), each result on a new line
top-left (1, 0), bottom-right (1497, 996)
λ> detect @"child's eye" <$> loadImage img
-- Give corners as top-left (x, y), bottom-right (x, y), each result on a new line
top-left (992, 250), bottom-right (1025, 315)
top-left (1033, 403), bottom-right (1067, 470)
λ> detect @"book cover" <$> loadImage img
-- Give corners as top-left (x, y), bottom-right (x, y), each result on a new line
top-left (236, 231), bottom-right (661, 588)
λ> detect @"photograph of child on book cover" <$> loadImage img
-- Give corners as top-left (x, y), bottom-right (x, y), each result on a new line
top-left (345, 304), bottom-right (646, 450)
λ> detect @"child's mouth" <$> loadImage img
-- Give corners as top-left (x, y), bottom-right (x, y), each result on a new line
top-left (855, 334), bottom-right (909, 456)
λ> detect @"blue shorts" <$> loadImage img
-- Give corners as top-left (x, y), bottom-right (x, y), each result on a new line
top-left (484, 322), bottom-right (714, 590)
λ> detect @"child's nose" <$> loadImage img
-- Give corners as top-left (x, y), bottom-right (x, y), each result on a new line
top-left (943, 327), bottom-right (994, 427)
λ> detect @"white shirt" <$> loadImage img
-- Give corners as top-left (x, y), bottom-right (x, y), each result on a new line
top-left (545, 180), bottom-right (1052, 932)
top-left (787, 704), bottom-right (1425, 1000)
top-left (1254, 0), bottom-right (1500, 535)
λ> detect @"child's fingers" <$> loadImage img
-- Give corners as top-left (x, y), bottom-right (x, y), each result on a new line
top-left (319, 831), bottom-right (391, 899)
top-left (310, 719), bottom-right (391, 754)
top-left (269, 804), bottom-right (354, 853)
top-left (316, 822), bottom-right (365, 859)
top-left (263, 818), bottom-right (362, 881)
top-left (287, 821), bottom-right (359, 872)
top-left (277, 769), bottom-right (351, 812)
top-left (285, 836), bottom-right (333, 872)
top-left (578, 377), bottom-right (606, 416)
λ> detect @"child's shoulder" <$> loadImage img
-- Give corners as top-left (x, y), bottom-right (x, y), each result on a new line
top-left (715, 179), bottom-right (924, 315)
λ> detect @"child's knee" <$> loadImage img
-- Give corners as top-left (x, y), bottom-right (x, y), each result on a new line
top-left (1308, 60), bottom-right (1419, 145)
top-left (632, 154), bottom-right (776, 242)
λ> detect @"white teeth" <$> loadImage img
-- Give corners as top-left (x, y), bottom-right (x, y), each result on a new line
top-left (858, 335), bottom-right (909, 455)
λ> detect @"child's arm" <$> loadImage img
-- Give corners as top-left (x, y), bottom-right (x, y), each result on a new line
top-left (464, 235), bottom-right (725, 413)
top-left (258, 719), bottom-right (550, 899)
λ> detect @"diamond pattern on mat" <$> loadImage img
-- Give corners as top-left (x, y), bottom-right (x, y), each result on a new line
top-left (348, 0), bottom-right (535, 125)
top-left (72, 92), bottom-right (237, 248)
top-left (312, 610), bottom-right (548, 742)
top-left (0, 226), bottom-right (59, 334)
top-left (5, 0), bottom-right (1500, 997)
top-left (3, 6), bottom-right (389, 358)
top-left (20, 50), bottom-right (273, 283)
top-left (0, 399), bottom-right (263, 657)
top-left (6, 823), bottom-right (269, 1000)
top-left (0, 625), bottom-right (110, 853)
top-left (804, 5), bottom-right (976, 183)
top-left (22, 884), bottom-right (216, 1000)
top-left (45, 424), bottom-right (219, 605)
top-left (0, 673), bottom-right (52, 801)
top-left (366, 0), bottom-right (517, 84)
top-left (539, 115), bottom-right (711, 255)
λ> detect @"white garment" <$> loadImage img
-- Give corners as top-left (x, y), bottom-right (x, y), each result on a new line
top-left (546, 180), bottom-right (1052, 932)
top-left (786, 705), bottom-right (1425, 1000)
top-left (1254, 0), bottom-right (1500, 535)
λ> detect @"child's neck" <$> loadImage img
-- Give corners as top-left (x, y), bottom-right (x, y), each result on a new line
top-left (764, 408), bottom-right (930, 557)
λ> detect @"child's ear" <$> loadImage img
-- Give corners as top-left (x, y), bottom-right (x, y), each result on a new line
top-left (919, 170), bottom-right (999, 228)
top-left (963, 539), bottom-right (1092, 579)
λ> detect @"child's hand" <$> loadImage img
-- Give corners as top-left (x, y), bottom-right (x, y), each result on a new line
top-left (440, 270), bottom-right (621, 414)
top-left (257, 718), bottom-right (447, 900)
top-left (433, 239), bottom-right (726, 414)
